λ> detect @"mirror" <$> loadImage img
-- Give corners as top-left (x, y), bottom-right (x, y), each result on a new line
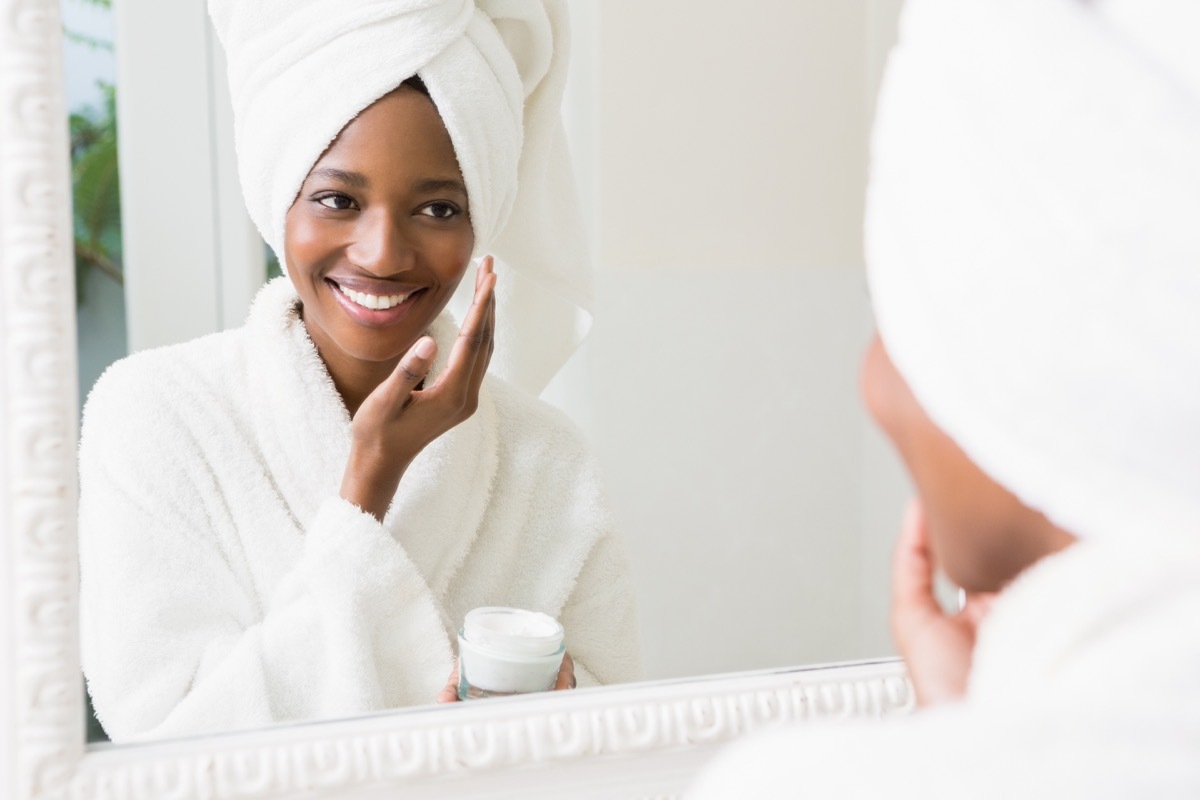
top-left (60, 0), bottom-right (911, 747)
top-left (6, 0), bottom-right (917, 795)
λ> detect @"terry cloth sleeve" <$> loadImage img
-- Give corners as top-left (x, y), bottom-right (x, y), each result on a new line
top-left (559, 527), bottom-right (643, 689)
top-left (528, 417), bottom-right (643, 689)
top-left (78, 362), bottom-right (452, 742)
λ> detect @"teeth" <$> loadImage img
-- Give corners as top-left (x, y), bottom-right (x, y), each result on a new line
top-left (337, 284), bottom-right (411, 310)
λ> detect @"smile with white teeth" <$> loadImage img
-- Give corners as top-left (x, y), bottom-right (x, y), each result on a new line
top-left (336, 283), bottom-right (414, 310)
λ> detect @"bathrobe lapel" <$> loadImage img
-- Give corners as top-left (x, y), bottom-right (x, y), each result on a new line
top-left (245, 279), bottom-right (499, 604)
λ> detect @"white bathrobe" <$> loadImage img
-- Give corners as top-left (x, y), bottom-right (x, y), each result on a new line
top-left (78, 278), bottom-right (642, 742)
top-left (691, 537), bottom-right (1200, 798)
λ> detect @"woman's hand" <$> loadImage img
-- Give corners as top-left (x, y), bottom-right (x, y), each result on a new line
top-left (341, 257), bottom-right (496, 521)
top-left (891, 499), bottom-right (996, 707)
top-left (435, 652), bottom-right (576, 703)
top-left (554, 652), bottom-right (577, 691)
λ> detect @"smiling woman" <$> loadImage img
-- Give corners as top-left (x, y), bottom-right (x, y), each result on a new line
top-left (76, 0), bottom-right (642, 742)
top-left (284, 81), bottom-right (476, 419)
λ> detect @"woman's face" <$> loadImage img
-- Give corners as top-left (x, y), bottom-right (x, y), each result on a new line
top-left (860, 334), bottom-right (1073, 593)
top-left (285, 85), bottom-right (474, 373)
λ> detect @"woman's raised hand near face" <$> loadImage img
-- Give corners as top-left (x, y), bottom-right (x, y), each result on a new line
top-left (891, 498), bottom-right (996, 707)
top-left (340, 257), bottom-right (497, 521)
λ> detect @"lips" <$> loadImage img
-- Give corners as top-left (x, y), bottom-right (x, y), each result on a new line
top-left (325, 277), bottom-right (425, 325)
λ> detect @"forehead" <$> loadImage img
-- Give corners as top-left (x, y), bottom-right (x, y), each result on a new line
top-left (312, 87), bottom-right (460, 177)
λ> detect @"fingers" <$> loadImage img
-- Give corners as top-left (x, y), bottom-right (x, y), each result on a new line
top-left (465, 269), bottom-right (496, 399)
top-left (436, 660), bottom-right (461, 703)
top-left (432, 256), bottom-right (496, 406)
top-left (554, 652), bottom-right (576, 691)
top-left (888, 501), bottom-right (950, 657)
top-left (960, 591), bottom-right (997, 626)
top-left (890, 500), bottom-right (988, 707)
top-left (890, 498), bottom-right (945, 642)
top-left (374, 335), bottom-right (438, 412)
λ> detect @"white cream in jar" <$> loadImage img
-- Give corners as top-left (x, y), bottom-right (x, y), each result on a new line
top-left (457, 607), bottom-right (565, 700)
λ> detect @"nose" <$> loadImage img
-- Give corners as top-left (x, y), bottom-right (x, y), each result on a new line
top-left (346, 208), bottom-right (416, 277)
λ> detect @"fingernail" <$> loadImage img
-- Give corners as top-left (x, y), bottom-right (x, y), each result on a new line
top-left (415, 337), bottom-right (436, 359)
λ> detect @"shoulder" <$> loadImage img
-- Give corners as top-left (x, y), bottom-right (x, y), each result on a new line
top-left (691, 704), bottom-right (1154, 799)
top-left (80, 329), bottom-right (248, 457)
top-left (689, 712), bottom-right (983, 799)
top-left (84, 275), bottom-right (297, 418)
top-left (483, 375), bottom-right (592, 461)
top-left (84, 329), bottom-right (245, 411)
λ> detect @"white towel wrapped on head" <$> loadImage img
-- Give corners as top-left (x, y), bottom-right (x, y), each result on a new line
top-left (866, 0), bottom-right (1200, 545)
top-left (207, 0), bottom-right (591, 394)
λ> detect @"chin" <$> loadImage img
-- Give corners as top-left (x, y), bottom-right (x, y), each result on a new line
top-left (940, 542), bottom-right (1029, 595)
top-left (343, 339), bottom-right (415, 365)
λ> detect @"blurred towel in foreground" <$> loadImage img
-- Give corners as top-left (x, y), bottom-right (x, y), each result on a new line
top-left (692, 0), bottom-right (1200, 796)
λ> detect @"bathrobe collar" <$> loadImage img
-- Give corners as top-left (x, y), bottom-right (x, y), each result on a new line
top-left (244, 277), bottom-right (500, 600)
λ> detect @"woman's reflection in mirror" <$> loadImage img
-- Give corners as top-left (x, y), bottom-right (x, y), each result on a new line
top-left (77, 1), bottom-right (641, 742)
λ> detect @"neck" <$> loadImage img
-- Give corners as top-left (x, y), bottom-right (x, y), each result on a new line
top-left (325, 354), bottom-right (396, 418)
top-left (300, 315), bottom-right (402, 419)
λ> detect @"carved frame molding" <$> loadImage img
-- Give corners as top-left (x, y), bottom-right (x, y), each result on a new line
top-left (70, 661), bottom-right (912, 799)
top-left (0, 1), bottom-right (913, 797)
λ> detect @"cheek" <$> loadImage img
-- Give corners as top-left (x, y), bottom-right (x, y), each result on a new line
top-left (860, 337), bottom-right (893, 433)
top-left (283, 206), bottom-right (319, 273)
top-left (284, 203), bottom-right (350, 277)
top-left (861, 335), bottom-right (913, 457)
top-left (429, 230), bottom-right (475, 286)
top-left (916, 435), bottom-right (1034, 592)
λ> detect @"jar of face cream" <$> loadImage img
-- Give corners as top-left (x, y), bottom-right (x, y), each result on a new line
top-left (457, 607), bottom-right (565, 700)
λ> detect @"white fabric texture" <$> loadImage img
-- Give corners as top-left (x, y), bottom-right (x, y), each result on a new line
top-left (866, 0), bottom-right (1200, 545)
top-left (690, 538), bottom-right (1200, 799)
top-left (693, 0), bottom-right (1200, 796)
top-left (207, 0), bottom-right (592, 395)
top-left (78, 278), bottom-right (641, 742)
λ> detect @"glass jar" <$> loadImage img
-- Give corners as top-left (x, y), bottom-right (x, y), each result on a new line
top-left (457, 607), bottom-right (565, 700)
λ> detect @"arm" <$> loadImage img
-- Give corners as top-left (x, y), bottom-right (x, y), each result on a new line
top-left (80, 260), bottom-right (498, 740)
top-left (557, 527), bottom-right (643, 688)
top-left (539, 440), bottom-right (642, 689)
top-left (78, 390), bottom-right (451, 741)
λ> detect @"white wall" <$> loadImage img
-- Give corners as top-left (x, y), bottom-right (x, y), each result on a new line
top-left (569, 0), bottom-right (910, 679)
top-left (588, 267), bottom-right (876, 677)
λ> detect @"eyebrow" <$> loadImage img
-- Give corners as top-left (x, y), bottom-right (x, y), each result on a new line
top-left (306, 170), bottom-right (466, 198)
top-left (308, 167), bottom-right (367, 188)
top-left (414, 178), bottom-right (468, 196)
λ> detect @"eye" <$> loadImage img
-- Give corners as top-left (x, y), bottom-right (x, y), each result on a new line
top-left (315, 193), bottom-right (357, 211)
top-left (419, 201), bottom-right (460, 219)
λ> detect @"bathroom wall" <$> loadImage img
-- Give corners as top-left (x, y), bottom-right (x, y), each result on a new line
top-left (562, 0), bottom-right (910, 678)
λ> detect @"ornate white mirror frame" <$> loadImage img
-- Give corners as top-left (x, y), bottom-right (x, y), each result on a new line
top-left (0, 1), bottom-right (912, 797)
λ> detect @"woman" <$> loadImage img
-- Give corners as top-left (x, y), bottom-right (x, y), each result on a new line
top-left (78, 0), bottom-right (641, 742)
top-left (694, 0), bottom-right (1200, 796)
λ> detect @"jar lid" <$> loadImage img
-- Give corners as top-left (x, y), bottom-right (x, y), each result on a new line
top-left (462, 607), bottom-right (564, 657)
